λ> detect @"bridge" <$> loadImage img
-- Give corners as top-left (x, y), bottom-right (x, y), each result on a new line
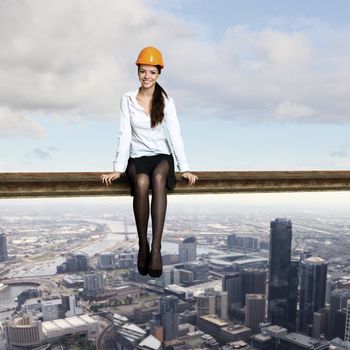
top-left (0, 277), bottom-right (58, 288)
top-left (0, 306), bottom-right (16, 313)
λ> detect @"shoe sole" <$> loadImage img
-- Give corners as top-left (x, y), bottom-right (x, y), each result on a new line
top-left (138, 266), bottom-right (148, 276)
top-left (148, 268), bottom-right (162, 278)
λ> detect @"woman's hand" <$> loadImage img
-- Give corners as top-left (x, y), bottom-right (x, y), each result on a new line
top-left (100, 172), bottom-right (121, 186)
top-left (181, 172), bottom-right (198, 185)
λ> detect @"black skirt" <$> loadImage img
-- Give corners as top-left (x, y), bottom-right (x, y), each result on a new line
top-left (125, 153), bottom-right (177, 197)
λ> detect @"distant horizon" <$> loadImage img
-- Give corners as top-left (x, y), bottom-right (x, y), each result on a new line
top-left (1, 191), bottom-right (350, 215)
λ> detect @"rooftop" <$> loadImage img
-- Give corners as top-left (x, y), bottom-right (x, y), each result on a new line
top-left (284, 332), bottom-right (328, 348)
top-left (252, 333), bottom-right (273, 342)
top-left (138, 335), bottom-right (161, 349)
top-left (222, 325), bottom-right (251, 335)
top-left (42, 315), bottom-right (97, 334)
top-left (199, 314), bottom-right (228, 327)
top-left (305, 256), bottom-right (326, 265)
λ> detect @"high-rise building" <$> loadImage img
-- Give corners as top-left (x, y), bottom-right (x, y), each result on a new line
top-left (328, 289), bottom-right (350, 340)
top-left (162, 266), bottom-right (180, 287)
top-left (215, 291), bottom-right (228, 320)
top-left (299, 257), bottom-right (327, 335)
top-left (345, 300), bottom-right (350, 341)
top-left (197, 288), bottom-right (228, 320)
top-left (180, 261), bottom-right (209, 285)
top-left (268, 217), bottom-right (297, 331)
top-left (237, 236), bottom-right (259, 251)
top-left (227, 234), bottom-right (258, 251)
top-left (160, 295), bottom-right (179, 341)
top-left (0, 231), bottom-right (8, 262)
top-left (222, 272), bottom-right (242, 314)
top-left (227, 234), bottom-right (236, 249)
top-left (245, 294), bottom-right (266, 334)
top-left (41, 296), bottom-right (62, 321)
top-left (150, 311), bottom-right (163, 342)
top-left (335, 309), bottom-right (347, 340)
top-left (312, 308), bottom-right (328, 340)
top-left (61, 293), bottom-right (83, 317)
top-left (57, 252), bottom-right (89, 273)
top-left (197, 289), bottom-right (216, 317)
top-left (241, 268), bottom-right (267, 306)
top-left (98, 253), bottom-right (116, 269)
top-left (289, 259), bottom-right (299, 332)
top-left (83, 273), bottom-right (105, 298)
top-left (179, 237), bottom-right (197, 263)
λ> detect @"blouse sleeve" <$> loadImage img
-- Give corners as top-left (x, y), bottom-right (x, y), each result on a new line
top-left (113, 95), bottom-right (131, 172)
top-left (164, 97), bottom-right (190, 173)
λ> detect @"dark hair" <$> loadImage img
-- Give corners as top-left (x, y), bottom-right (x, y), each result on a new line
top-left (138, 64), bottom-right (168, 128)
top-left (151, 80), bottom-right (168, 127)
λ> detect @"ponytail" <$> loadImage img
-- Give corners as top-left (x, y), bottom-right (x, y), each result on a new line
top-left (150, 80), bottom-right (168, 127)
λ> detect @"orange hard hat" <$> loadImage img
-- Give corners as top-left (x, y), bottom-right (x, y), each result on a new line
top-left (135, 46), bottom-right (164, 68)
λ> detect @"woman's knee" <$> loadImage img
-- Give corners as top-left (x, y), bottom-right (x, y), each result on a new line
top-left (152, 173), bottom-right (166, 188)
top-left (135, 175), bottom-right (150, 193)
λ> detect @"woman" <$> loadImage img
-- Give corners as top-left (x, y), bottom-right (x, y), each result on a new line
top-left (100, 47), bottom-right (198, 277)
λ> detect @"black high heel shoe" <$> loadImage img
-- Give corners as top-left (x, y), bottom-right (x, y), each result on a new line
top-left (137, 243), bottom-right (150, 276)
top-left (148, 248), bottom-right (163, 278)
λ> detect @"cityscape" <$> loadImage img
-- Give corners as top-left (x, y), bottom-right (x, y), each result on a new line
top-left (2, 1), bottom-right (350, 350)
top-left (1, 195), bottom-right (350, 349)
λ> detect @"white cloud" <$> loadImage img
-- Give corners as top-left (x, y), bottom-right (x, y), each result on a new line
top-left (274, 100), bottom-right (315, 120)
top-left (0, 106), bottom-right (46, 138)
top-left (0, 0), bottom-right (350, 140)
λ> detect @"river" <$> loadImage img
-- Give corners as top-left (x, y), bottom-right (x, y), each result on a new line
top-left (0, 219), bottom-right (222, 322)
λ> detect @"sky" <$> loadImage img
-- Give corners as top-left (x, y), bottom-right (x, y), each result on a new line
top-left (1, 0), bottom-right (350, 174)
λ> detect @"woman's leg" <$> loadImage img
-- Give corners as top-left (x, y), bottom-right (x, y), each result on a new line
top-left (126, 160), bottom-right (150, 274)
top-left (149, 159), bottom-right (169, 275)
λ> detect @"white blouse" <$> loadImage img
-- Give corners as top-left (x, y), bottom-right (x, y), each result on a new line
top-left (113, 89), bottom-right (190, 173)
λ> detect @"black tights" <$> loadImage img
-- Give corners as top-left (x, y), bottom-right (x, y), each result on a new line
top-left (126, 159), bottom-right (169, 270)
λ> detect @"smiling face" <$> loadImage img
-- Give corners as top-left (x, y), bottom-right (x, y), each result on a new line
top-left (137, 64), bottom-right (160, 89)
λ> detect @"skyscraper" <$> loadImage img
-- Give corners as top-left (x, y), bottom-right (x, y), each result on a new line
top-left (215, 291), bottom-right (228, 320)
top-left (162, 266), bottom-right (180, 287)
top-left (241, 268), bottom-right (267, 306)
top-left (83, 273), bottom-right (105, 298)
top-left (61, 293), bottom-right (82, 317)
top-left (245, 294), bottom-right (266, 335)
top-left (328, 289), bottom-right (350, 339)
top-left (312, 308), bottom-right (328, 339)
top-left (160, 295), bottom-right (179, 341)
top-left (227, 234), bottom-right (236, 249)
top-left (222, 272), bottom-right (242, 314)
top-left (0, 231), bottom-right (8, 262)
top-left (299, 257), bottom-right (327, 335)
top-left (179, 237), bottom-right (196, 263)
top-left (345, 299), bottom-right (350, 341)
top-left (289, 259), bottom-right (300, 331)
top-left (197, 289), bottom-right (216, 317)
top-left (268, 217), bottom-right (297, 331)
top-left (196, 288), bottom-right (228, 320)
